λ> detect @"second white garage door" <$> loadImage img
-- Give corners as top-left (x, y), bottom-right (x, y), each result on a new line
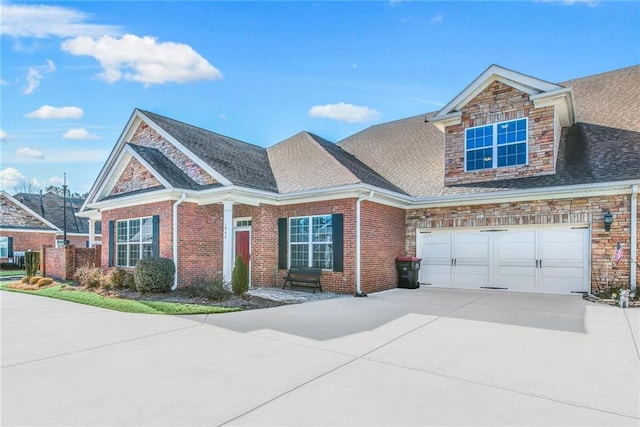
top-left (416, 225), bottom-right (590, 294)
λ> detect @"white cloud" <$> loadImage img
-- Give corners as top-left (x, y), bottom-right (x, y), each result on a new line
top-left (61, 34), bottom-right (223, 86)
top-left (63, 128), bottom-right (100, 140)
top-left (0, 130), bottom-right (7, 141)
top-left (22, 59), bottom-right (56, 95)
top-left (430, 14), bottom-right (444, 23)
top-left (0, 167), bottom-right (29, 190)
top-left (16, 147), bottom-right (45, 159)
top-left (0, 4), bottom-right (121, 38)
top-left (308, 102), bottom-right (381, 123)
top-left (25, 105), bottom-right (84, 119)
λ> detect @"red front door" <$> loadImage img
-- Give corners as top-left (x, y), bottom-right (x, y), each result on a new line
top-left (235, 230), bottom-right (250, 264)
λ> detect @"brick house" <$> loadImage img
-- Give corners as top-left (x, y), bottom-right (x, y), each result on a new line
top-left (1, 191), bottom-right (101, 264)
top-left (78, 64), bottom-right (639, 295)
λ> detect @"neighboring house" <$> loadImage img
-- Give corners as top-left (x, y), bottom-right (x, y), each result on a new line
top-left (0, 191), bottom-right (101, 263)
top-left (78, 64), bottom-right (640, 295)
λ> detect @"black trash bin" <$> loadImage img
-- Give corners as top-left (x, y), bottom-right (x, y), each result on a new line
top-left (395, 256), bottom-right (422, 289)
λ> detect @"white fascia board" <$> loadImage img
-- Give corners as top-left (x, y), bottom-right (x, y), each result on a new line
top-left (94, 149), bottom-right (134, 201)
top-left (530, 87), bottom-right (576, 126)
top-left (87, 188), bottom-right (185, 211)
top-left (0, 228), bottom-right (58, 234)
top-left (0, 191), bottom-right (60, 231)
top-left (410, 180), bottom-right (640, 209)
top-left (433, 65), bottom-right (563, 120)
top-left (193, 183), bottom-right (412, 208)
top-left (81, 113), bottom-right (143, 212)
top-left (136, 110), bottom-right (232, 186)
top-left (428, 112), bottom-right (462, 132)
top-left (75, 209), bottom-right (102, 221)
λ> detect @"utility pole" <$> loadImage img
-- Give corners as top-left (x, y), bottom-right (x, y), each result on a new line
top-left (63, 172), bottom-right (68, 245)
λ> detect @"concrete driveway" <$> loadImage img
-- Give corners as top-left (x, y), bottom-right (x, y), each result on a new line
top-left (2, 287), bottom-right (638, 426)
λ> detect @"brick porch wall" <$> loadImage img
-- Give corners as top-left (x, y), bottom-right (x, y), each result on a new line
top-left (406, 194), bottom-right (638, 291)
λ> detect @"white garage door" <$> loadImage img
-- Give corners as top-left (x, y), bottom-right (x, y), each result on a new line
top-left (417, 226), bottom-right (590, 294)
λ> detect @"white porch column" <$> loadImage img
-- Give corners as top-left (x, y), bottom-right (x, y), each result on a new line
top-left (88, 219), bottom-right (95, 247)
top-left (222, 200), bottom-right (234, 283)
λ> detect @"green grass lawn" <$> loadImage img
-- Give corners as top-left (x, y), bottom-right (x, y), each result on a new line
top-left (0, 270), bottom-right (26, 277)
top-left (0, 283), bottom-right (241, 315)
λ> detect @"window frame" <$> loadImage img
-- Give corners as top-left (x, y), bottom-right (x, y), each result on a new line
top-left (115, 216), bottom-right (154, 267)
top-left (288, 214), bottom-right (333, 270)
top-left (464, 117), bottom-right (528, 172)
top-left (0, 237), bottom-right (8, 258)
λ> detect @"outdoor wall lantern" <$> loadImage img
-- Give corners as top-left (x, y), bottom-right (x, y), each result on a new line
top-left (603, 210), bottom-right (613, 232)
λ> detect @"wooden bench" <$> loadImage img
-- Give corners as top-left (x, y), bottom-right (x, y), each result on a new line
top-left (282, 267), bottom-right (322, 293)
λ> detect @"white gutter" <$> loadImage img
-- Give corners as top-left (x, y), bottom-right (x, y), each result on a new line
top-left (355, 191), bottom-right (374, 297)
top-left (631, 185), bottom-right (638, 292)
top-left (172, 193), bottom-right (187, 290)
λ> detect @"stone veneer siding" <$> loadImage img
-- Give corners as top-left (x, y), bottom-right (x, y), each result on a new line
top-left (405, 194), bottom-right (639, 291)
top-left (444, 81), bottom-right (557, 185)
top-left (131, 123), bottom-right (217, 186)
top-left (110, 157), bottom-right (162, 196)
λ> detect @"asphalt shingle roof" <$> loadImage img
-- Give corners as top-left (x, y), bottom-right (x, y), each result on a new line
top-left (14, 192), bottom-right (99, 234)
top-left (339, 65), bottom-right (640, 198)
top-left (127, 143), bottom-right (219, 191)
top-left (140, 110), bottom-right (278, 192)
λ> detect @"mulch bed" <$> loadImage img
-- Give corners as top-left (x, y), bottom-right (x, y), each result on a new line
top-left (108, 288), bottom-right (290, 311)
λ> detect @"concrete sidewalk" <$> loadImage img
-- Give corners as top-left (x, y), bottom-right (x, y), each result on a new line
top-left (2, 287), bottom-right (639, 426)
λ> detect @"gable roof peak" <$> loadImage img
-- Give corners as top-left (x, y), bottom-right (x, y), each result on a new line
top-left (429, 64), bottom-right (575, 131)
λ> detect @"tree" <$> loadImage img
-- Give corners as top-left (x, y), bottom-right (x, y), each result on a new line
top-left (12, 178), bottom-right (40, 194)
top-left (44, 185), bottom-right (87, 199)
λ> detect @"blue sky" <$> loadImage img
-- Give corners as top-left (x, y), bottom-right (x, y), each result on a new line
top-left (1, 0), bottom-right (638, 195)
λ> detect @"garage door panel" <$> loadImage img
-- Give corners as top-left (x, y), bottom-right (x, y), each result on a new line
top-left (541, 229), bottom-right (587, 262)
top-left (419, 264), bottom-right (452, 287)
top-left (496, 230), bottom-right (535, 262)
top-left (416, 226), bottom-right (589, 294)
top-left (418, 233), bottom-right (451, 262)
top-left (454, 233), bottom-right (489, 260)
top-left (541, 267), bottom-right (587, 294)
top-left (454, 266), bottom-right (489, 289)
top-left (496, 266), bottom-right (536, 292)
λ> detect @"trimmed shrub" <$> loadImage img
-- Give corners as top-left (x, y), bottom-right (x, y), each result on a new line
top-left (134, 258), bottom-right (175, 293)
top-left (21, 276), bottom-right (32, 284)
top-left (187, 275), bottom-right (231, 301)
top-left (123, 272), bottom-right (136, 290)
top-left (74, 265), bottom-right (105, 289)
top-left (107, 267), bottom-right (129, 289)
top-left (231, 255), bottom-right (249, 296)
top-left (37, 278), bottom-right (54, 287)
top-left (1, 262), bottom-right (21, 270)
top-left (25, 252), bottom-right (40, 276)
top-left (29, 276), bottom-right (43, 285)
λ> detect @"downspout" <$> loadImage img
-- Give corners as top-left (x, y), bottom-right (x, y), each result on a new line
top-left (631, 185), bottom-right (638, 293)
top-left (172, 194), bottom-right (187, 291)
top-left (355, 191), bottom-right (374, 297)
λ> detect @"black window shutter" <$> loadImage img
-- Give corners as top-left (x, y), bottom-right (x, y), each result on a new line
top-left (7, 237), bottom-right (13, 258)
top-left (332, 214), bottom-right (344, 272)
top-left (152, 215), bottom-right (160, 258)
top-left (278, 218), bottom-right (288, 269)
top-left (108, 221), bottom-right (115, 267)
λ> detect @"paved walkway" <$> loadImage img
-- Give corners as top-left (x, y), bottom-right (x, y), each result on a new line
top-left (247, 285), bottom-right (345, 303)
top-left (2, 287), bottom-right (639, 426)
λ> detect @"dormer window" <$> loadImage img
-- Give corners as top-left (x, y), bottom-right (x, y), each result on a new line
top-left (465, 118), bottom-right (528, 171)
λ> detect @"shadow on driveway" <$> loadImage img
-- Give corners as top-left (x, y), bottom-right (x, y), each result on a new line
top-left (197, 287), bottom-right (587, 341)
